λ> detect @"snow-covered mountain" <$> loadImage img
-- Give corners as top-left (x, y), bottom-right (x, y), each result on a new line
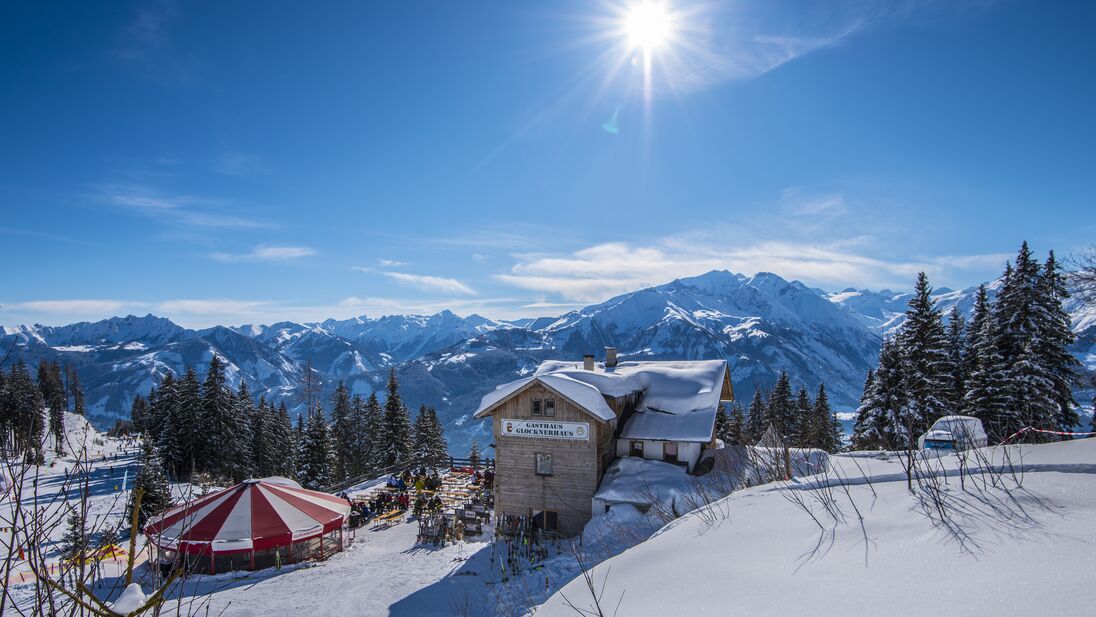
top-left (3, 270), bottom-right (1092, 454)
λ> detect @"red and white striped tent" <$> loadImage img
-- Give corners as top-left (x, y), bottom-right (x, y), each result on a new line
top-left (145, 477), bottom-right (351, 573)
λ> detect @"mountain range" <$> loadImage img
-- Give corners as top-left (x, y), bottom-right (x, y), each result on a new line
top-left (4, 270), bottom-right (1093, 453)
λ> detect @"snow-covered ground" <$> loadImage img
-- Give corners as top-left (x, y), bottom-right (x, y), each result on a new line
top-left (537, 439), bottom-right (1096, 617)
top-left (8, 422), bottom-right (1095, 617)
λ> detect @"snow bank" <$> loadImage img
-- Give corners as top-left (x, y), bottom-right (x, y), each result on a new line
top-left (593, 457), bottom-right (694, 513)
top-left (110, 584), bottom-right (147, 615)
top-left (537, 439), bottom-right (1096, 617)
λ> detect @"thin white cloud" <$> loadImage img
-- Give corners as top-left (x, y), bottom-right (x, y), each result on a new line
top-left (780, 188), bottom-right (849, 217)
top-left (157, 299), bottom-right (274, 316)
top-left (98, 183), bottom-right (273, 229)
top-left (495, 238), bottom-right (1009, 304)
top-left (378, 259), bottom-right (410, 267)
top-left (7, 300), bottom-right (134, 315)
top-left (379, 272), bottom-right (478, 296)
top-left (213, 151), bottom-right (267, 176)
top-left (211, 245), bottom-right (315, 262)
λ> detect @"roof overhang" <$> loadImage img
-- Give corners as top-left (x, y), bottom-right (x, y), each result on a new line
top-left (473, 375), bottom-right (615, 423)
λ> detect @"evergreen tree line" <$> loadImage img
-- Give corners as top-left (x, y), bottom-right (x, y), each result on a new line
top-left (0, 359), bottom-right (86, 463)
top-left (714, 370), bottom-right (843, 453)
top-left (853, 242), bottom-right (1080, 449)
top-left (297, 370), bottom-right (448, 489)
top-left (131, 361), bottom-right (447, 490)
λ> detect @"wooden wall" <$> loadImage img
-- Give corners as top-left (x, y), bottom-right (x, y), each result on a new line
top-left (491, 382), bottom-right (614, 537)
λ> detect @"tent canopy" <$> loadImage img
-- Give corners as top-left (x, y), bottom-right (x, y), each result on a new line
top-left (145, 477), bottom-right (350, 555)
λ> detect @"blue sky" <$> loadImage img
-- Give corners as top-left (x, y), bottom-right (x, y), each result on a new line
top-left (2, 0), bottom-right (1094, 328)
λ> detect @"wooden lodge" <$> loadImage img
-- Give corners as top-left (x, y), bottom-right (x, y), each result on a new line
top-left (474, 349), bottom-right (734, 537)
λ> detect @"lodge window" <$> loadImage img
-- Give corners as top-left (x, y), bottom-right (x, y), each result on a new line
top-left (533, 510), bottom-right (559, 532)
top-left (630, 441), bottom-right (644, 457)
top-left (663, 442), bottom-right (679, 463)
top-left (535, 453), bottom-right (553, 476)
top-left (533, 398), bottom-right (556, 417)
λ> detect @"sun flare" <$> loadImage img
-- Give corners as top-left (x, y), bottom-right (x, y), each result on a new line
top-left (624, 1), bottom-right (674, 51)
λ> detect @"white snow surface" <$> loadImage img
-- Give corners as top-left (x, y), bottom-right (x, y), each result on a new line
top-left (110, 583), bottom-right (147, 615)
top-left (593, 457), bottom-right (695, 509)
top-left (618, 408), bottom-right (716, 441)
top-left (474, 373), bottom-right (616, 421)
top-left (537, 439), bottom-right (1096, 617)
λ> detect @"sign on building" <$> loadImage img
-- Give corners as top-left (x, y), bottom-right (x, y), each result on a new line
top-left (501, 419), bottom-right (590, 441)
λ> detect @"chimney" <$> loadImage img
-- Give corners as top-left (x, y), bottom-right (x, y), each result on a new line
top-left (605, 347), bottom-right (618, 368)
top-left (583, 354), bottom-right (595, 371)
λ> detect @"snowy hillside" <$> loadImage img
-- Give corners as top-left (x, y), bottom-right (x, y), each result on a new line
top-left (537, 439), bottom-right (1096, 617)
top-left (3, 270), bottom-right (1093, 453)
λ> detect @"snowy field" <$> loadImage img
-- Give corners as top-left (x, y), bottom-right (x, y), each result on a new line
top-left (538, 439), bottom-right (1096, 617)
top-left (6, 421), bottom-right (1095, 617)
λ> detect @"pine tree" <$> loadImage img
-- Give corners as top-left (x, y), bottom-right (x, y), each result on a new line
top-left (199, 356), bottom-right (244, 480)
top-left (39, 361), bottom-right (66, 455)
top-left (410, 404), bottom-right (449, 463)
top-left (330, 381), bottom-right (355, 482)
top-left (944, 308), bottom-right (967, 414)
top-left (412, 404), bottom-right (431, 460)
top-left (468, 440), bottom-right (481, 470)
top-left (764, 371), bottom-right (794, 439)
top-left (363, 391), bottom-right (386, 473)
top-left (251, 397), bottom-right (269, 477)
top-left (745, 389), bottom-right (766, 444)
top-left (852, 369), bottom-right (879, 449)
top-left (169, 368), bottom-right (203, 478)
top-left (68, 366), bottom-right (86, 416)
top-left (348, 395), bottom-right (369, 477)
top-left (896, 272), bottom-right (950, 435)
top-left (811, 384), bottom-right (841, 453)
top-left (853, 336), bottom-right (908, 450)
top-left (0, 369), bottom-right (8, 453)
top-left (8, 361), bottom-right (46, 463)
top-left (59, 509), bottom-right (89, 562)
top-left (1036, 251), bottom-right (1080, 432)
top-left (129, 438), bottom-right (174, 528)
top-left (229, 381), bottom-right (255, 481)
top-left (963, 284), bottom-right (1009, 437)
top-left (130, 395), bottom-right (150, 436)
top-left (297, 405), bottom-right (334, 490)
top-left (713, 404), bottom-right (731, 445)
top-left (380, 370), bottom-right (414, 468)
top-left (268, 401), bottom-right (296, 478)
top-left (792, 386), bottom-right (812, 447)
top-left (294, 412), bottom-right (305, 473)
top-left (425, 407), bottom-right (448, 463)
top-left (995, 244), bottom-right (1056, 439)
top-left (726, 403), bottom-right (745, 446)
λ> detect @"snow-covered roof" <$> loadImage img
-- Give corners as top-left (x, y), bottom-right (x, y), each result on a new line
top-left (473, 373), bottom-right (617, 421)
top-left (619, 408), bottom-right (717, 442)
top-left (474, 359), bottom-right (730, 437)
top-left (593, 457), bottom-right (693, 507)
top-left (924, 415), bottom-right (987, 441)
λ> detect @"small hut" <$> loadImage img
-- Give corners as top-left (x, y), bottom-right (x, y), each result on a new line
top-left (144, 477), bottom-right (351, 574)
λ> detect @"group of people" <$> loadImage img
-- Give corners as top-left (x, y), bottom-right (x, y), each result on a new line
top-left (343, 464), bottom-right (495, 531)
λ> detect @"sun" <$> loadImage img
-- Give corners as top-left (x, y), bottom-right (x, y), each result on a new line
top-left (624, 1), bottom-right (674, 52)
